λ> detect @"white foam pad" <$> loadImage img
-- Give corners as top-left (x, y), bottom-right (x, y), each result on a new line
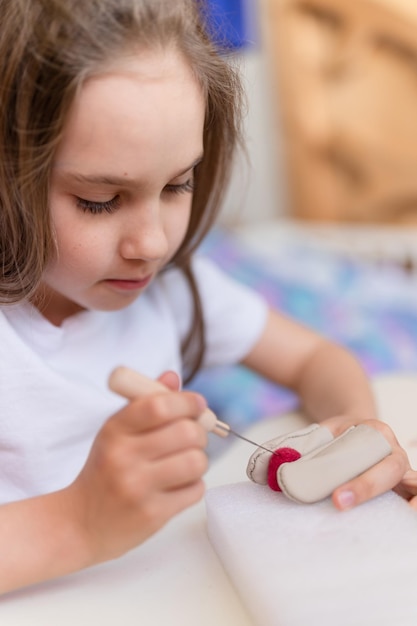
top-left (206, 482), bottom-right (417, 626)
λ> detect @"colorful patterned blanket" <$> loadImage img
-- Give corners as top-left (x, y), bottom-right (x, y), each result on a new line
top-left (186, 228), bottom-right (417, 455)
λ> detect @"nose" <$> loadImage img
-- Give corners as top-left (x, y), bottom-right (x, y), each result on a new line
top-left (119, 204), bottom-right (169, 262)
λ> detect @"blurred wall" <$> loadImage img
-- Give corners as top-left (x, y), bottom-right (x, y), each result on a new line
top-left (205, 0), bottom-right (288, 225)
top-left (219, 44), bottom-right (289, 225)
top-left (255, 0), bottom-right (417, 225)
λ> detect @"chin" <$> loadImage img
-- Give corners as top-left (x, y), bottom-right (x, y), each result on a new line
top-left (91, 294), bottom-right (142, 312)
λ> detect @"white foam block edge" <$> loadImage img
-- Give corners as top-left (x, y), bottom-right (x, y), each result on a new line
top-left (205, 482), bottom-right (417, 626)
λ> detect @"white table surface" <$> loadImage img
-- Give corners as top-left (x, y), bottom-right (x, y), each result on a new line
top-left (1, 373), bottom-right (416, 625)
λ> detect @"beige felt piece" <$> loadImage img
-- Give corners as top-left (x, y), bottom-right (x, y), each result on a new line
top-left (246, 423), bottom-right (333, 484)
top-left (278, 424), bottom-right (392, 503)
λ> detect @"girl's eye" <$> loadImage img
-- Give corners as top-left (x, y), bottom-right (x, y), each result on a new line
top-left (164, 179), bottom-right (194, 196)
top-left (76, 195), bottom-right (121, 214)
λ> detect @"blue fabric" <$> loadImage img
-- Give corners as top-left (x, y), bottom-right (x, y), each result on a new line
top-left (204, 0), bottom-right (253, 50)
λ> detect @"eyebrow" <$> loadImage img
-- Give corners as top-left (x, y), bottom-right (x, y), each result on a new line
top-left (60, 155), bottom-right (204, 187)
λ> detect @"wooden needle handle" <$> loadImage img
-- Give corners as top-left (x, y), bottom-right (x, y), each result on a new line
top-left (108, 366), bottom-right (229, 438)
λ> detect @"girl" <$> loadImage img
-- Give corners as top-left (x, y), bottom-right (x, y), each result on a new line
top-left (0, 0), bottom-right (416, 595)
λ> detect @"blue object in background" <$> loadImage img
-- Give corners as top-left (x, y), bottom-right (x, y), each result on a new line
top-left (204, 0), bottom-right (257, 50)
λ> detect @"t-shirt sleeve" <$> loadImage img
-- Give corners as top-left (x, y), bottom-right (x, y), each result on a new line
top-left (159, 256), bottom-right (269, 368)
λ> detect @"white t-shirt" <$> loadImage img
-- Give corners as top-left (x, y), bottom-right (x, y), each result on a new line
top-left (0, 257), bottom-right (268, 502)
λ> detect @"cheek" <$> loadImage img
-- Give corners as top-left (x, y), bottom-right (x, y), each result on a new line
top-left (51, 204), bottom-right (107, 263)
top-left (167, 201), bottom-right (193, 247)
top-left (55, 226), bottom-right (86, 263)
top-left (50, 218), bottom-right (106, 278)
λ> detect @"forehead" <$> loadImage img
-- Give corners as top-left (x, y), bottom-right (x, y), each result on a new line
top-left (53, 48), bottom-right (205, 176)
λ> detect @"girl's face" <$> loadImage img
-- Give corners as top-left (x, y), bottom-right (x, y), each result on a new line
top-left (38, 48), bottom-right (205, 325)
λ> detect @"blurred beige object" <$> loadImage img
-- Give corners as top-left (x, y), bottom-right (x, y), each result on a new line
top-left (262, 0), bottom-right (417, 224)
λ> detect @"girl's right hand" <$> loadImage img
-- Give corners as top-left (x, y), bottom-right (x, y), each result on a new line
top-left (66, 388), bottom-right (209, 566)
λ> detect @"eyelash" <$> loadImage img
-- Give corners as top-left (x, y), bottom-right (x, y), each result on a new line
top-left (76, 180), bottom-right (194, 215)
top-left (76, 196), bottom-right (121, 215)
top-left (164, 179), bottom-right (195, 196)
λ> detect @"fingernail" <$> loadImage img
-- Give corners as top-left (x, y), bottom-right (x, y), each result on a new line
top-left (336, 490), bottom-right (355, 510)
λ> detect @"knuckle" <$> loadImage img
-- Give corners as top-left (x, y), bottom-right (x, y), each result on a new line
top-left (100, 439), bottom-right (129, 473)
top-left (145, 393), bottom-right (170, 418)
top-left (175, 419), bottom-right (207, 447)
top-left (118, 463), bottom-right (150, 501)
top-left (100, 450), bottom-right (154, 504)
top-left (175, 419), bottom-right (196, 442)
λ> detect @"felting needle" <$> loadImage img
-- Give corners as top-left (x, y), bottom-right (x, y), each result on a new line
top-left (213, 422), bottom-right (280, 456)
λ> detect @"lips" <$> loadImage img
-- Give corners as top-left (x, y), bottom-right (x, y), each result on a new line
top-left (104, 275), bottom-right (152, 291)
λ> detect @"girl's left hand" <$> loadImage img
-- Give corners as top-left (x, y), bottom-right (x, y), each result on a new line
top-left (322, 416), bottom-right (414, 511)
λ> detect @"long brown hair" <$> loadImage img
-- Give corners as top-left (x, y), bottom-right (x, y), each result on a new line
top-left (0, 0), bottom-right (244, 380)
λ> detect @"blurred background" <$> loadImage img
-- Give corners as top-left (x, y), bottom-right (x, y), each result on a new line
top-left (204, 0), bottom-right (286, 224)
top-left (204, 0), bottom-right (417, 265)
top-left (193, 0), bottom-right (417, 448)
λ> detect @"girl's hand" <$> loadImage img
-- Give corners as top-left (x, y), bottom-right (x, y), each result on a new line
top-left (321, 416), bottom-right (412, 511)
top-left (67, 387), bottom-right (208, 565)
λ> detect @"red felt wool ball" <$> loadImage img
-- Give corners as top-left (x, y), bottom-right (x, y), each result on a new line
top-left (267, 447), bottom-right (301, 491)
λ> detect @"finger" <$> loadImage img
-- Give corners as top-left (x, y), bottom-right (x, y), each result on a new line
top-left (110, 391), bottom-right (207, 435)
top-left (165, 479), bottom-right (206, 511)
top-left (323, 418), bottom-right (406, 467)
top-left (109, 366), bottom-right (217, 433)
top-left (109, 366), bottom-right (166, 400)
top-left (332, 449), bottom-right (409, 510)
top-left (152, 448), bottom-right (209, 491)
top-left (138, 417), bottom-right (208, 461)
top-left (157, 370), bottom-right (181, 391)
top-left (150, 479), bottom-right (206, 524)
top-left (322, 417), bottom-right (388, 439)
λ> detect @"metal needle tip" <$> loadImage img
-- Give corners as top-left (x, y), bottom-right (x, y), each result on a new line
top-left (214, 423), bottom-right (279, 456)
